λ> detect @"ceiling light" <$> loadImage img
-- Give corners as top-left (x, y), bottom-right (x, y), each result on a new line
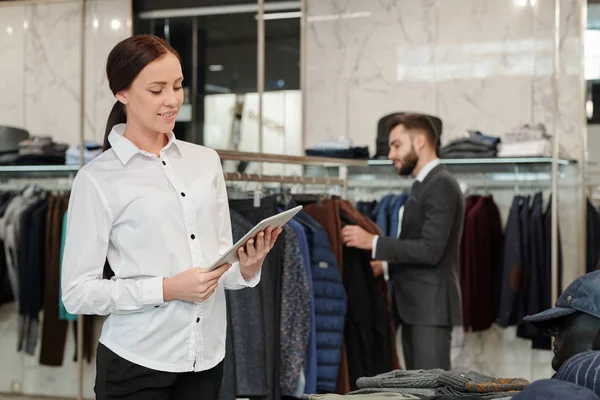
top-left (93, 18), bottom-right (99, 29)
top-left (23, 21), bottom-right (28, 30)
top-left (110, 19), bottom-right (121, 30)
top-left (209, 65), bottom-right (224, 72)
top-left (6, 26), bottom-right (13, 35)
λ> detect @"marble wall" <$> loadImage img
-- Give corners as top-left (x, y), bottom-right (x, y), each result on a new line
top-left (0, 0), bottom-right (131, 146)
top-left (305, 0), bottom-right (584, 157)
top-left (307, 0), bottom-right (585, 383)
top-left (0, 1), bottom-right (130, 397)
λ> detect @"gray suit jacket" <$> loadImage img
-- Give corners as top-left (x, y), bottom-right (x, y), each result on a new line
top-left (375, 164), bottom-right (464, 326)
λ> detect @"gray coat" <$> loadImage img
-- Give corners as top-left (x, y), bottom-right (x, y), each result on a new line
top-left (375, 165), bottom-right (464, 327)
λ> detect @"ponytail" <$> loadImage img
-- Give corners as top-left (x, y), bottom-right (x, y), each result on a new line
top-left (101, 101), bottom-right (125, 280)
top-left (103, 101), bottom-right (126, 151)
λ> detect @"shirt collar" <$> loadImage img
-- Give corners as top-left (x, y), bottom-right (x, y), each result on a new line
top-left (415, 158), bottom-right (441, 182)
top-left (108, 123), bottom-right (181, 165)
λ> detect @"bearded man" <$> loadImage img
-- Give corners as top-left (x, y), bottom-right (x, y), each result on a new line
top-left (341, 113), bottom-right (464, 370)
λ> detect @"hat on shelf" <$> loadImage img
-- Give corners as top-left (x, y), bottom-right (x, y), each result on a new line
top-left (375, 112), bottom-right (443, 159)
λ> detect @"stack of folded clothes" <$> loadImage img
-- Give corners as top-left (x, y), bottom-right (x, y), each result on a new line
top-left (347, 369), bottom-right (529, 399)
top-left (497, 123), bottom-right (569, 158)
top-left (65, 140), bottom-right (102, 165)
top-left (16, 136), bottom-right (69, 165)
top-left (305, 136), bottom-right (370, 159)
top-left (439, 130), bottom-right (500, 159)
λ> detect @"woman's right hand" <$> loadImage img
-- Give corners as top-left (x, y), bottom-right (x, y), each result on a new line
top-left (162, 263), bottom-right (231, 303)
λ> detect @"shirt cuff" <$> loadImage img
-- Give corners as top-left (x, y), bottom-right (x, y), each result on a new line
top-left (372, 235), bottom-right (379, 259)
top-left (230, 261), bottom-right (261, 288)
top-left (382, 261), bottom-right (389, 281)
top-left (141, 276), bottom-right (165, 305)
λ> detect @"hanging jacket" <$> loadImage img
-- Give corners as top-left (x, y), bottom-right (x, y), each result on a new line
top-left (460, 195), bottom-right (480, 331)
top-left (497, 196), bottom-right (523, 327)
top-left (340, 210), bottom-right (395, 391)
top-left (288, 217), bottom-right (318, 395)
top-left (463, 196), bottom-right (503, 332)
top-left (388, 194), bottom-right (408, 239)
top-left (374, 194), bottom-right (395, 236)
top-left (305, 199), bottom-right (401, 394)
top-left (293, 209), bottom-right (347, 394)
top-left (280, 225), bottom-right (311, 396)
top-left (220, 210), bottom-right (268, 398)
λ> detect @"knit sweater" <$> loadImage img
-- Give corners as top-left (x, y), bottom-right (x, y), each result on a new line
top-left (356, 370), bottom-right (528, 398)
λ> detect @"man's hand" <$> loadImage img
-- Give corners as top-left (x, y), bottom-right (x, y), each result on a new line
top-left (341, 225), bottom-right (374, 250)
top-left (370, 260), bottom-right (384, 277)
top-left (238, 226), bottom-right (282, 280)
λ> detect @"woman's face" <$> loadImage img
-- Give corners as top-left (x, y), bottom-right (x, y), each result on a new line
top-left (116, 52), bottom-right (184, 134)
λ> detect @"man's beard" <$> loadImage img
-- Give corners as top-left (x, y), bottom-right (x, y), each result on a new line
top-left (397, 148), bottom-right (419, 176)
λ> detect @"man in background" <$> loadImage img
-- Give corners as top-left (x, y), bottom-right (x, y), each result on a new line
top-left (341, 113), bottom-right (464, 370)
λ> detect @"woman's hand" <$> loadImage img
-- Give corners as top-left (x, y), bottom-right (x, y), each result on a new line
top-left (238, 226), bottom-right (282, 280)
top-left (163, 263), bottom-right (231, 303)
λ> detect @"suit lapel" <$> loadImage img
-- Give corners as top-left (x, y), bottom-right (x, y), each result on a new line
top-left (418, 163), bottom-right (445, 189)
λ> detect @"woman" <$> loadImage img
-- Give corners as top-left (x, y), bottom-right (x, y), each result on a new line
top-left (61, 34), bottom-right (281, 400)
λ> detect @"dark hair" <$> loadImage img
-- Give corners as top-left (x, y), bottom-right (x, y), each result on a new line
top-left (103, 34), bottom-right (181, 151)
top-left (387, 113), bottom-right (439, 146)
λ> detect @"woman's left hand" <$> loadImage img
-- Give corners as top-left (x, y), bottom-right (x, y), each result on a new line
top-left (238, 226), bottom-right (282, 280)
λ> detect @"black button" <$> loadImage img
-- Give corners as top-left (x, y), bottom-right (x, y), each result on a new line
top-left (191, 234), bottom-right (195, 239)
top-left (154, 305), bottom-right (159, 308)
top-left (196, 318), bottom-right (200, 323)
top-left (162, 161), bottom-right (166, 165)
top-left (181, 192), bottom-right (186, 197)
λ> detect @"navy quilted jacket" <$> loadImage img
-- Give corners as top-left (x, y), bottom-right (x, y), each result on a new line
top-left (294, 210), bottom-right (347, 393)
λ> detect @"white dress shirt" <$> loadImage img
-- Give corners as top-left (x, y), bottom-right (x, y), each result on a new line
top-left (61, 123), bottom-right (260, 373)
top-left (372, 158), bottom-right (441, 280)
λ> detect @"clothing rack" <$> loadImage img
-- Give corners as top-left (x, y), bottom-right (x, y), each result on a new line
top-left (347, 179), bottom-right (574, 190)
top-left (224, 172), bottom-right (344, 186)
top-left (217, 149), bottom-right (366, 198)
top-left (0, 152), bottom-right (580, 398)
top-left (0, 152), bottom-right (357, 400)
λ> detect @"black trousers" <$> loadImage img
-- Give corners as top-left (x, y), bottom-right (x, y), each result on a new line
top-left (95, 344), bottom-right (223, 400)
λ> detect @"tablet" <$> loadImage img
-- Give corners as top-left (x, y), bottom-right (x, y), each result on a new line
top-left (207, 205), bottom-right (303, 270)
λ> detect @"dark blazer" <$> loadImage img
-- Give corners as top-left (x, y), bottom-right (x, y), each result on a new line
top-left (374, 164), bottom-right (464, 326)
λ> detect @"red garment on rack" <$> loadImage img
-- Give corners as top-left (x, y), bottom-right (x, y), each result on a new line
top-left (462, 196), bottom-right (503, 332)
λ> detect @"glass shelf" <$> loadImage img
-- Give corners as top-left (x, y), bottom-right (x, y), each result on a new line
top-left (0, 165), bottom-right (79, 173)
top-left (0, 165), bottom-right (79, 180)
top-left (368, 157), bottom-right (574, 166)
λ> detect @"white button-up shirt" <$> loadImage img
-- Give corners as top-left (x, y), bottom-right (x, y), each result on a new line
top-left (61, 123), bottom-right (260, 373)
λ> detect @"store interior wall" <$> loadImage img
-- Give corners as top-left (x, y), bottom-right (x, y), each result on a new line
top-left (0, 0), bottom-right (130, 398)
top-left (0, 0), bottom-right (592, 396)
top-left (305, 0), bottom-right (585, 382)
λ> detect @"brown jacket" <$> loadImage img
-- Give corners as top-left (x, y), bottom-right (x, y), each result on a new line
top-left (305, 199), bottom-right (400, 394)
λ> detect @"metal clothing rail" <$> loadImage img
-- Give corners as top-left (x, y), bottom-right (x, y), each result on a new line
top-left (347, 179), bottom-right (578, 190)
top-left (216, 149), bottom-right (368, 167)
top-left (224, 172), bottom-right (344, 186)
